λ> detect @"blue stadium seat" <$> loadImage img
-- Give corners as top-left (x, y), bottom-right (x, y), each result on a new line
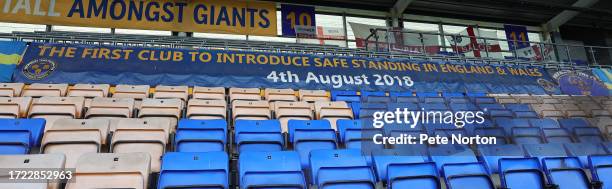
top-left (495, 118), bottom-right (530, 134)
top-left (514, 111), bottom-right (539, 118)
top-left (558, 118), bottom-right (590, 131)
top-left (239, 151), bottom-right (306, 189)
top-left (478, 103), bottom-right (505, 111)
top-left (565, 143), bottom-right (608, 168)
top-left (387, 102), bottom-right (419, 111)
top-left (604, 142), bottom-right (612, 152)
top-left (434, 128), bottom-right (466, 138)
top-left (529, 118), bottom-right (560, 128)
top-left (465, 92), bottom-right (487, 97)
top-left (429, 145), bottom-right (478, 171)
top-left (416, 92), bottom-right (439, 97)
top-left (337, 120), bottom-right (383, 149)
top-left (389, 91), bottom-right (413, 98)
top-left (473, 127), bottom-right (509, 145)
top-left (372, 149), bottom-right (439, 189)
top-left (361, 91), bottom-right (387, 102)
top-left (361, 91), bottom-right (386, 99)
top-left (588, 155), bottom-right (612, 189)
top-left (478, 144), bottom-right (524, 173)
top-left (505, 103), bottom-right (532, 112)
top-left (442, 162), bottom-right (495, 189)
top-left (449, 103), bottom-right (478, 111)
top-left (447, 97), bottom-right (470, 104)
top-left (309, 149), bottom-right (376, 189)
top-left (542, 128), bottom-right (574, 143)
top-left (524, 143), bottom-right (568, 161)
top-left (175, 119), bottom-right (227, 152)
top-left (331, 90), bottom-right (359, 102)
top-left (423, 97), bottom-right (446, 104)
top-left (489, 109), bottom-right (514, 119)
top-left (395, 96), bottom-right (420, 103)
top-left (158, 152), bottom-right (229, 189)
top-left (0, 118), bottom-right (45, 154)
top-left (512, 127), bottom-right (544, 144)
top-left (542, 156), bottom-right (592, 189)
top-left (573, 127), bottom-right (606, 143)
top-left (442, 92), bottom-right (464, 97)
top-left (288, 120), bottom-right (337, 168)
top-left (360, 103), bottom-right (387, 110)
top-left (473, 97), bottom-right (496, 104)
top-left (420, 103), bottom-right (448, 111)
top-left (499, 157), bottom-right (549, 189)
top-left (234, 120), bottom-right (284, 153)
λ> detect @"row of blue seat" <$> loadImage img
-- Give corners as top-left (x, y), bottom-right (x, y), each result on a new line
top-left (158, 147), bottom-right (612, 189)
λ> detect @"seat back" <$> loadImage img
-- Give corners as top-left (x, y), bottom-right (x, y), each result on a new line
top-left (573, 127), bottom-right (605, 143)
top-left (66, 152), bottom-right (151, 189)
top-left (565, 143), bottom-right (608, 168)
top-left (159, 152), bottom-right (229, 189)
top-left (87, 97), bottom-right (135, 119)
top-left (442, 162), bottom-right (494, 189)
top-left (588, 155), bottom-right (612, 187)
top-left (111, 119), bottom-right (168, 172)
top-left (478, 144), bottom-right (524, 173)
top-left (542, 128), bottom-right (574, 143)
top-left (429, 145), bottom-right (478, 171)
top-left (239, 151), bottom-right (306, 189)
top-left (265, 88), bottom-right (297, 102)
top-left (229, 87), bottom-right (261, 102)
top-left (153, 85), bottom-right (189, 102)
top-left (68, 84), bottom-right (110, 98)
top-left (234, 120), bottom-right (283, 153)
top-left (113, 84), bottom-right (150, 99)
top-left (193, 86), bottom-right (225, 100)
top-left (542, 157), bottom-right (591, 189)
top-left (0, 154), bottom-right (65, 189)
top-left (314, 101), bottom-right (353, 130)
top-left (175, 119), bottom-right (227, 152)
top-left (0, 83), bottom-right (24, 97)
top-left (274, 101), bottom-right (313, 133)
top-left (288, 120), bottom-right (337, 168)
top-left (0, 97), bottom-right (32, 118)
top-left (499, 157), bottom-right (547, 189)
top-left (309, 149), bottom-right (375, 189)
top-left (298, 89), bottom-right (329, 102)
top-left (232, 100), bottom-right (271, 121)
top-left (28, 96), bottom-right (85, 118)
top-left (512, 127), bottom-right (544, 144)
top-left (186, 99), bottom-right (227, 120)
top-left (42, 119), bottom-right (109, 168)
top-left (22, 83), bottom-right (68, 97)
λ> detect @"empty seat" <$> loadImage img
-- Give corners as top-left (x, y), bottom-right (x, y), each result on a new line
top-left (264, 88), bottom-right (297, 102)
top-left (497, 97), bottom-right (519, 104)
top-left (473, 127), bottom-right (509, 145)
top-left (442, 162), bottom-right (495, 189)
top-left (113, 84), bottom-right (150, 99)
top-left (505, 103), bottom-right (532, 112)
top-left (365, 96), bottom-right (392, 103)
top-left (496, 118), bottom-right (530, 134)
top-left (573, 127), bottom-right (605, 143)
top-left (532, 104), bottom-right (564, 118)
top-left (512, 127), bottom-right (544, 144)
top-left (448, 97), bottom-right (470, 104)
top-left (429, 145), bottom-right (478, 171)
top-left (229, 87), bottom-right (261, 102)
top-left (193, 86), bottom-right (225, 100)
top-left (22, 83), bottom-right (69, 97)
top-left (337, 120), bottom-right (384, 149)
top-left (85, 97), bottom-right (135, 119)
top-left (423, 97), bottom-right (445, 104)
top-left (395, 96), bottom-right (420, 103)
top-left (234, 120), bottom-right (283, 153)
top-left (315, 101), bottom-right (354, 130)
top-left (175, 119), bottom-right (227, 152)
top-left (542, 156), bottom-right (592, 189)
top-left (524, 143), bottom-right (568, 161)
top-left (489, 109), bottom-right (514, 119)
top-left (588, 155), bottom-right (612, 189)
top-left (41, 119), bottom-right (109, 168)
top-left (239, 151), bottom-right (306, 189)
top-left (473, 97), bottom-right (496, 104)
top-left (529, 118), bottom-right (560, 128)
top-left (543, 128), bottom-right (574, 143)
top-left (66, 152), bottom-right (151, 189)
top-left (0, 83), bottom-right (24, 97)
top-left (158, 152), bottom-right (229, 189)
top-left (0, 97), bottom-right (32, 118)
top-left (0, 118), bottom-right (45, 154)
top-left (371, 149), bottom-right (438, 189)
top-left (67, 84), bottom-right (110, 98)
top-left (514, 111), bottom-right (539, 118)
top-left (28, 96), bottom-right (85, 131)
top-left (186, 99), bottom-right (227, 120)
top-left (499, 157), bottom-right (549, 189)
top-left (558, 118), bottom-right (590, 131)
top-left (153, 85), bottom-right (189, 102)
top-left (450, 103), bottom-right (478, 111)
top-left (138, 98), bottom-right (182, 130)
top-left (478, 103), bottom-right (505, 111)
top-left (309, 149), bottom-right (376, 189)
top-left (232, 100), bottom-right (271, 121)
top-left (110, 119), bottom-right (168, 172)
top-left (274, 101), bottom-right (313, 133)
top-left (331, 90), bottom-right (360, 102)
top-left (564, 143), bottom-right (608, 168)
top-left (420, 102), bottom-right (448, 111)
top-left (361, 91), bottom-right (386, 99)
top-left (288, 120), bottom-right (337, 168)
top-left (0, 154), bottom-right (65, 189)
top-left (478, 144), bottom-right (524, 173)
top-left (298, 89), bottom-right (329, 102)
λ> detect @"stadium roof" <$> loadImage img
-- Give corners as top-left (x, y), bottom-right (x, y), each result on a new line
top-left (269, 0), bottom-right (612, 29)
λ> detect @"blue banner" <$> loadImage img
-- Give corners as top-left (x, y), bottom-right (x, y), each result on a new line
top-left (592, 68), bottom-right (612, 95)
top-left (504, 24), bottom-right (530, 50)
top-left (281, 4), bottom-right (316, 37)
top-left (549, 69), bottom-right (609, 96)
top-left (0, 41), bottom-right (27, 82)
top-left (15, 42), bottom-right (558, 93)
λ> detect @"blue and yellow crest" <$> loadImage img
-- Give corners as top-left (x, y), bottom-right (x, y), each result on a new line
top-left (22, 59), bottom-right (56, 80)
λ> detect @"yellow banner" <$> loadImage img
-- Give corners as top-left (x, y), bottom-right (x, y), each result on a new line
top-left (0, 0), bottom-right (277, 36)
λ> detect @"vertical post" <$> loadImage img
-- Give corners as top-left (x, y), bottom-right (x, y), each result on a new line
top-left (483, 38), bottom-right (489, 58)
top-left (386, 30), bottom-right (391, 52)
top-left (110, 28), bottom-right (116, 35)
top-left (45, 25), bottom-right (52, 32)
top-left (565, 45), bottom-right (573, 68)
top-left (589, 46), bottom-right (597, 65)
top-left (438, 22), bottom-right (446, 51)
top-left (420, 33), bottom-right (426, 54)
top-left (342, 13), bottom-right (349, 48)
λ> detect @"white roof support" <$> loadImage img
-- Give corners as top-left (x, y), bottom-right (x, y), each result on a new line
top-left (543, 0), bottom-right (600, 32)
